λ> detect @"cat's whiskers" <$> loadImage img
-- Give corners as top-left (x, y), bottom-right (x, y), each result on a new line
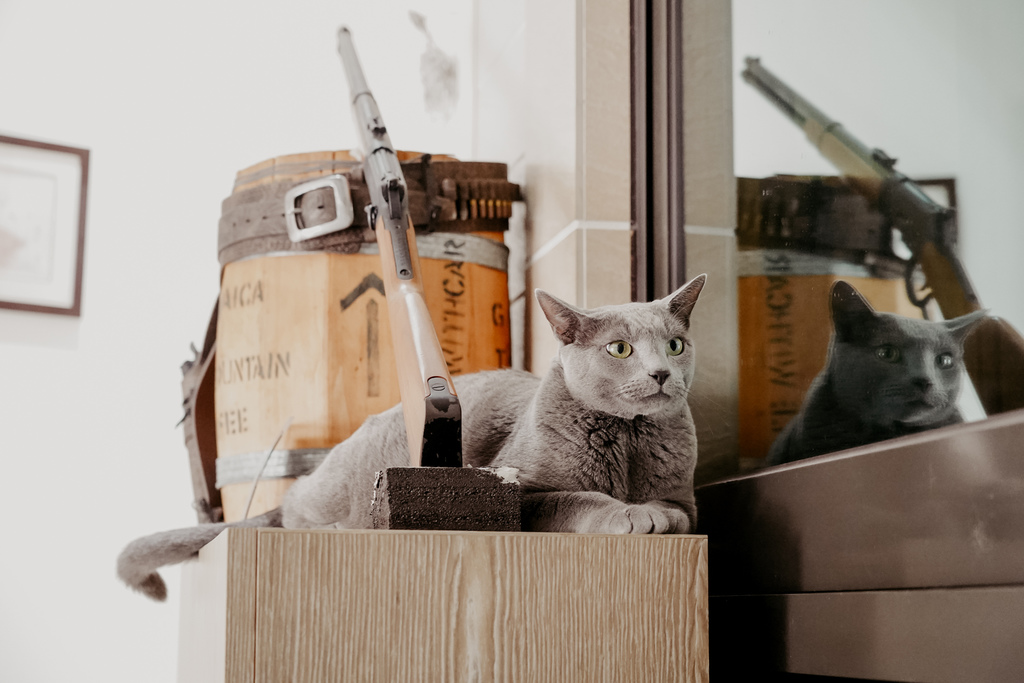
top-left (686, 395), bottom-right (726, 438)
top-left (687, 391), bottom-right (727, 412)
top-left (615, 378), bottom-right (671, 402)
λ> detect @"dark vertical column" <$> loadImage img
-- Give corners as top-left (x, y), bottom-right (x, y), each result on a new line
top-left (630, 0), bottom-right (654, 302)
top-left (631, 0), bottom-right (686, 302)
top-left (665, 0), bottom-right (687, 293)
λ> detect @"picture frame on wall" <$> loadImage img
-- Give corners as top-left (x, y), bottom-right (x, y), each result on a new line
top-left (0, 134), bottom-right (89, 316)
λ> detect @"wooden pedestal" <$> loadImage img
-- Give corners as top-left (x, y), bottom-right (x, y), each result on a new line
top-left (178, 529), bottom-right (708, 682)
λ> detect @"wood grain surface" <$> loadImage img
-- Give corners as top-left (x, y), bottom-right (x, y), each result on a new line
top-left (178, 529), bottom-right (708, 682)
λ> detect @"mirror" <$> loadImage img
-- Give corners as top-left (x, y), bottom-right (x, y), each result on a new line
top-left (732, 0), bottom-right (1024, 467)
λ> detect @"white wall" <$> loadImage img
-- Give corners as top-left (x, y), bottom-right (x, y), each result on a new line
top-left (0, 2), bottom-right (474, 681)
top-left (733, 0), bottom-right (1024, 332)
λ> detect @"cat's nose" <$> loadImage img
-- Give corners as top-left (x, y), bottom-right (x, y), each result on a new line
top-left (912, 377), bottom-right (933, 392)
top-left (650, 370), bottom-right (670, 386)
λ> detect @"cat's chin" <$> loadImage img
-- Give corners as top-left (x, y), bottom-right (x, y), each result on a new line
top-left (633, 391), bottom-right (687, 416)
top-left (597, 393), bottom-right (679, 419)
top-left (894, 400), bottom-right (947, 426)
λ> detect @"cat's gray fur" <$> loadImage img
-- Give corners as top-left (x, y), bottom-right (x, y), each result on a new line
top-left (766, 280), bottom-right (986, 466)
top-left (118, 275), bottom-right (707, 601)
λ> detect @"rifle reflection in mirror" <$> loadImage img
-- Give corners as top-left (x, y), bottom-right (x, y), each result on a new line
top-left (765, 280), bottom-right (986, 466)
top-left (735, 55), bottom-right (1024, 469)
top-left (736, 175), bottom-right (985, 467)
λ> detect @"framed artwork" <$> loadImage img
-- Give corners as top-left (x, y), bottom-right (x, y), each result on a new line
top-left (0, 134), bottom-right (89, 316)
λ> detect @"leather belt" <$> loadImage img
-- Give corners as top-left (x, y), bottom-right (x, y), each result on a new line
top-left (218, 153), bottom-right (521, 266)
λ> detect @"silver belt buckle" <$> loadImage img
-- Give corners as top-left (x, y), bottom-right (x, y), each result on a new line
top-left (283, 174), bottom-right (355, 242)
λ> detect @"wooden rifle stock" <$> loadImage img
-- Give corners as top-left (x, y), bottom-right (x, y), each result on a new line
top-left (375, 212), bottom-right (461, 466)
top-left (918, 243), bottom-right (1024, 414)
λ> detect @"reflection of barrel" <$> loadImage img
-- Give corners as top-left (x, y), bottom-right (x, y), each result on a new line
top-left (214, 153), bottom-right (513, 522)
top-left (736, 176), bottom-right (922, 468)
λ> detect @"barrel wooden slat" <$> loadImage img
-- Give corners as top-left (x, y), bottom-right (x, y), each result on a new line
top-left (422, 248), bottom-right (511, 373)
top-left (233, 150), bottom-right (361, 193)
top-left (217, 248), bottom-right (511, 521)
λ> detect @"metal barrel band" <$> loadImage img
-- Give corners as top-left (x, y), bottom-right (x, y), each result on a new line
top-left (229, 231), bottom-right (509, 274)
top-left (215, 448), bottom-right (331, 489)
top-left (359, 232), bottom-right (508, 273)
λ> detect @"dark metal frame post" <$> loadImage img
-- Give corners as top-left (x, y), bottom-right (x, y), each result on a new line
top-left (630, 0), bottom-right (653, 302)
top-left (631, 0), bottom-right (686, 302)
top-left (664, 0), bottom-right (687, 295)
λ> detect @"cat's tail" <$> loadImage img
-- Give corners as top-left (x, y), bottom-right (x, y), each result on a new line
top-left (116, 507), bottom-right (283, 601)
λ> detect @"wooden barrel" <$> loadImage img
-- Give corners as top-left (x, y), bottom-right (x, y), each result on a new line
top-left (214, 152), bottom-right (514, 522)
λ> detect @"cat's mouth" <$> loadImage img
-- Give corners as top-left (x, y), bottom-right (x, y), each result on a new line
top-left (898, 399), bottom-right (940, 423)
top-left (643, 389), bottom-right (672, 402)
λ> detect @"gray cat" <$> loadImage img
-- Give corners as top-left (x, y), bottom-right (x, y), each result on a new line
top-left (766, 280), bottom-right (986, 466)
top-left (118, 275), bottom-right (707, 601)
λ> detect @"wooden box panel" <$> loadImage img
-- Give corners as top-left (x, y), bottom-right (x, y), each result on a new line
top-left (179, 529), bottom-right (709, 682)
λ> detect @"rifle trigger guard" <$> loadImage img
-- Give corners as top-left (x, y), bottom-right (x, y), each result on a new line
top-left (385, 176), bottom-right (405, 220)
top-left (904, 257), bottom-right (934, 318)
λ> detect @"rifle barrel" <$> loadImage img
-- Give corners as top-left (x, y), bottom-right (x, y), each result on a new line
top-left (338, 28), bottom-right (397, 165)
top-left (743, 57), bottom-right (891, 198)
top-left (337, 28), bottom-right (371, 100)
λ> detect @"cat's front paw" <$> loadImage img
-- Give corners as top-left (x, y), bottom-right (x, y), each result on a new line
top-left (582, 502), bottom-right (689, 534)
top-left (623, 503), bottom-right (691, 534)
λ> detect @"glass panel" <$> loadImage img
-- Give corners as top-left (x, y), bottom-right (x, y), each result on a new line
top-left (732, 0), bottom-right (1024, 468)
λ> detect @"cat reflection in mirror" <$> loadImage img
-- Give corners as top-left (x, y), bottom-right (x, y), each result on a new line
top-left (767, 280), bottom-right (987, 465)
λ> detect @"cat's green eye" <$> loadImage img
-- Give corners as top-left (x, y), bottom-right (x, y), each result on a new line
top-left (666, 337), bottom-right (685, 356)
top-left (936, 352), bottom-right (955, 370)
top-left (875, 345), bottom-right (901, 363)
top-left (606, 341), bottom-right (632, 358)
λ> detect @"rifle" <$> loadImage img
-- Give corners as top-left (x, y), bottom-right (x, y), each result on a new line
top-left (337, 27), bottom-right (461, 467)
top-left (742, 56), bottom-right (1024, 415)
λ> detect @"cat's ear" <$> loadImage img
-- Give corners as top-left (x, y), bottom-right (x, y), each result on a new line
top-left (536, 290), bottom-right (588, 345)
top-left (663, 273), bottom-right (707, 328)
top-left (830, 280), bottom-right (877, 342)
top-left (944, 309), bottom-right (988, 342)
